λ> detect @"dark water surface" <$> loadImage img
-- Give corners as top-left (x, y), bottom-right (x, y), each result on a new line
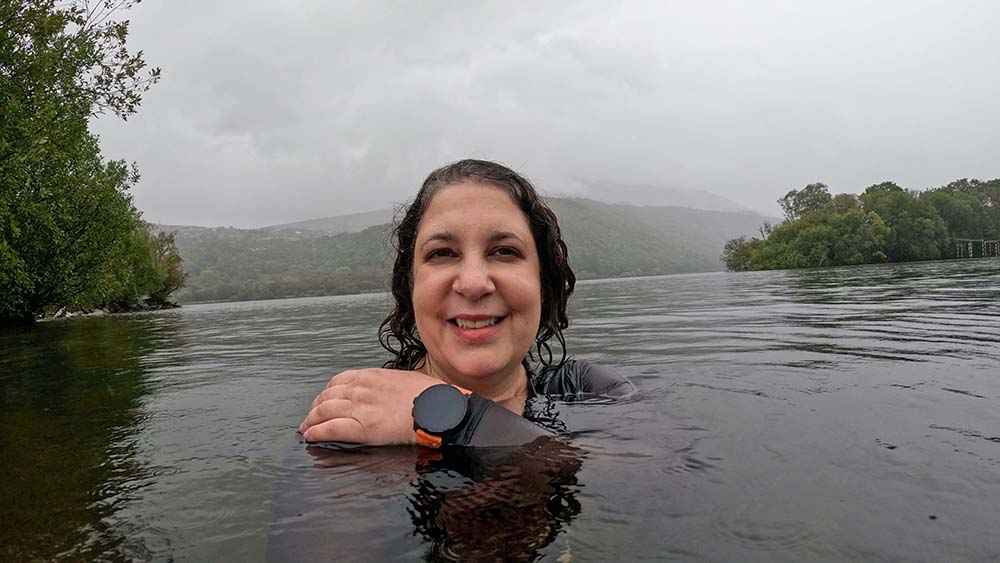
top-left (3, 259), bottom-right (1000, 562)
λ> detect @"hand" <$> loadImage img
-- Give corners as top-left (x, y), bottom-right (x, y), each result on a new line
top-left (298, 368), bottom-right (443, 445)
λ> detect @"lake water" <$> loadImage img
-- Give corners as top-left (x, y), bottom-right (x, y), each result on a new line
top-left (2, 259), bottom-right (999, 562)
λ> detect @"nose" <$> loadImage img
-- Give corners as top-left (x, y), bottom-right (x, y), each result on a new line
top-left (452, 255), bottom-right (495, 301)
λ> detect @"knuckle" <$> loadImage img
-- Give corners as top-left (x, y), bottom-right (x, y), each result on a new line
top-left (359, 367), bottom-right (386, 379)
top-left (321, 385), bottom-right (351, 402)
top-left (327, 369), bottom-right (356, 387)
top-left (352, 384), bottom-right (374, 402)
top-left (315, 402), bottom-right (330, 418)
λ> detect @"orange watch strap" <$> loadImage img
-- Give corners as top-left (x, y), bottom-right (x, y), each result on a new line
top-left (414, 384), bottom-right (473, 449)
top-left (416, 429), bottom-right (443, 449)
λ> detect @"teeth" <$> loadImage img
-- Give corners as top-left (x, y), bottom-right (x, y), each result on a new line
top-left (455, 317), bottom-right (499, 329)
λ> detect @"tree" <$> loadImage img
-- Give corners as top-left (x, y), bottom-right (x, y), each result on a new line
top-left (830, 193), bottom-right (861, 213)
top-left (825, 209), bottom-right (889, 264)
top-left (860, 182), bottom-right (948, 262)
top-left (935, 178), bottom-right (1000, 240)
top-left (721, 236), bottom-right (757, 272)
top-left (148, 229), bottom-right (188, 305)
top-left (72, 221), bottom-right (187, 310)
top-left (778, 182), bottom-right (832, 222)
top-left (1, 0), bottom-right (163, 323)
top-left (920, 189), bottom-right (982, 241)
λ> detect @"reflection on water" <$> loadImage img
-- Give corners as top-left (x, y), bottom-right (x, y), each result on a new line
top-left (408, 439), bottom-right (582, 562)
top-left (269, 438), bottom-right (582, 562)
top-left (2, 259), bottom-right (1000, 561)
top-left (0, 315), bottom-right (179, 561)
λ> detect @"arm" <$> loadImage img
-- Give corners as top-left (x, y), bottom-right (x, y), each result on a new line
top-left (299, 368), bottom-right (551, 448)
top-left (575, 360), bottom-right (633, 396)
top-left (446, 394), bottom-right (553, 447)
top-left (535, 359), bottom-right (634, 398)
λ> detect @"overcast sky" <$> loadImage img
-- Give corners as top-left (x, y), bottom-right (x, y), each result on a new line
top-left (91, 0), bottom-right (1000, 228)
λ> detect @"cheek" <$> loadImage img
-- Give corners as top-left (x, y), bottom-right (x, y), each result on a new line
top-left (531, 264), bottom-right (543, 311)
top-left (523, 264), bottom-right (543, 324)
top-left (532, 288), bottom-right (543, 327)
top-left (517, 278), bottom-right (543, 325)
top-left (410, 272), bottom-right (426, 331)
top-left (411, 268), bottom-right (448, 330)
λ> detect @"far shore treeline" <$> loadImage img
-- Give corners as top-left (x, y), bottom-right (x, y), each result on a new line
top-left (1, 1), bottom-right (186, 325)
top-left (722, 179), bottom-right (1000, 272)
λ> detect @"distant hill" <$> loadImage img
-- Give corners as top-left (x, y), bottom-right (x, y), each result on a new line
top-left (261, 208), bottom-right (396, 235)
top-left (549, 199), bottom-right (768, 278)
top-left (569, 181), bottom-right (750, 213)
top-left (163, 198), bottom-right (773, 303)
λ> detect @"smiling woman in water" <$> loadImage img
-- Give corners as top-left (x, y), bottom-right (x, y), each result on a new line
top-left (298, 159), bottom-right (631, 447)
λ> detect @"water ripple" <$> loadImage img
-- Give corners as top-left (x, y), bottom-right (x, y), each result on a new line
top-left (5, 260), bottom-right (1000, 561)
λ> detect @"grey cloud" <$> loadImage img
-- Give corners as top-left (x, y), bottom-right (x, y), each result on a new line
top-left (92, 0), bottom-right (1000, 227)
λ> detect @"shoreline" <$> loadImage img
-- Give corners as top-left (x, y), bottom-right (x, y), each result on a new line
top-left (35, 302), bottom-right (181, 322)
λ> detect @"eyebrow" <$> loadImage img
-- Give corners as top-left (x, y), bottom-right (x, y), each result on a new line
top-left (489, 231), bottom-right (527, 245)
top-left (418, 230), bottom-right (527, 251)
top-left (419, 231), bottom-right (455, 251)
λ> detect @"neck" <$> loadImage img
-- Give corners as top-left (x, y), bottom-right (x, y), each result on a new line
top-left (418, 358), bottom-right (528, 408)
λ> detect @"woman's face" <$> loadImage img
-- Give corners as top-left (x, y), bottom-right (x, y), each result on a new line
top-left (412, 182), bottom-right (542, 385)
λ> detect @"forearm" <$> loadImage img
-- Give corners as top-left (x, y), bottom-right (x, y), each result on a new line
top-left (446, 395), bottom-right (554, 447)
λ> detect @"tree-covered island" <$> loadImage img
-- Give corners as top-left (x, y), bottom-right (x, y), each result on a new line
top-left (723, 179), bottom-right (1000, 272)
top-left (1, 0), bottom-right (186, 325)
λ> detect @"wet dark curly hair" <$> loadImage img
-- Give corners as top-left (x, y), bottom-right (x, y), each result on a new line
top-left (379, 159), bottom-right (576, 371)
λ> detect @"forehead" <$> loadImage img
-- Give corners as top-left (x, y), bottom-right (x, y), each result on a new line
top-left (417, 182), bottom-right (532, 237)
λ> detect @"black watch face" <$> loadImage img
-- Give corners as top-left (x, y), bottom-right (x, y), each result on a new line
top-left (414, 384), bottom-right (467, 433)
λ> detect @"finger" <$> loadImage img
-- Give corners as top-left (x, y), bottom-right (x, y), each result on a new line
top-left (300, 398), bottom-right (354, 432)
top-left (311, 384), bottom-right (353, 410)
top-left (325, 370), bottom-right (359, 389)
top-left (302, 417), bottom-right (366, 443)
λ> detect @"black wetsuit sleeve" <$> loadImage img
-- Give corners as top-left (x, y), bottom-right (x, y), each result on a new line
top-left (446, 395), bottom-right (553, 447)
top-left (574, 360), bottom-right (634, 396)
top-left (537, 359), bottom-right (634, 397)
top-left (442, 360), bottom-right (632, 448)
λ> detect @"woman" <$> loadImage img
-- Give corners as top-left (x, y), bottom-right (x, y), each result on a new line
top-left (298, 159), bottom-right (631, 447)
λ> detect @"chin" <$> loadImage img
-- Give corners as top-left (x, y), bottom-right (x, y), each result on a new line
top-left (449, 354), bottom-right (513, 379)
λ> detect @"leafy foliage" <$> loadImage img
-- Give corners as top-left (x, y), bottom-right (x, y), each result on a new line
top-left (1, 0), bottom-right (180, 324)
top-left (779, 183), bottom-right (833, 221)
top-left (723, 178), bottom-right (1000, 272)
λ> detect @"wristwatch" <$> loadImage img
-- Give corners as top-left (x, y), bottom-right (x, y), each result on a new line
top-left (412, 384), bottom-right (472, 448)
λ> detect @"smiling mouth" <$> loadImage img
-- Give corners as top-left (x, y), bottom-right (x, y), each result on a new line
top-left (450, 316), bottom-right (506, 329)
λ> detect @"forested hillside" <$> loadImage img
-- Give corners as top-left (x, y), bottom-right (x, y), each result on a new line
top-left (261, 208), bottom-right (396, 235)
top-left (550, 199), bottom-right (762, 278)
top-left (169, 224), bottom-right (392, 303)
top-left (169, 198), bottom-right (769, 303)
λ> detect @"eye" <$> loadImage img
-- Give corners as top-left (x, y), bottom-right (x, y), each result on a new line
top-left (491, 246), bottom-right (522, 259)
top-left (425, 248), bottom-right (456, 261)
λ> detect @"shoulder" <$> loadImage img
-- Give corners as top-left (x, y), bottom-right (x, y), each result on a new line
top-left (531, 358), bottom-right (633, 398)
